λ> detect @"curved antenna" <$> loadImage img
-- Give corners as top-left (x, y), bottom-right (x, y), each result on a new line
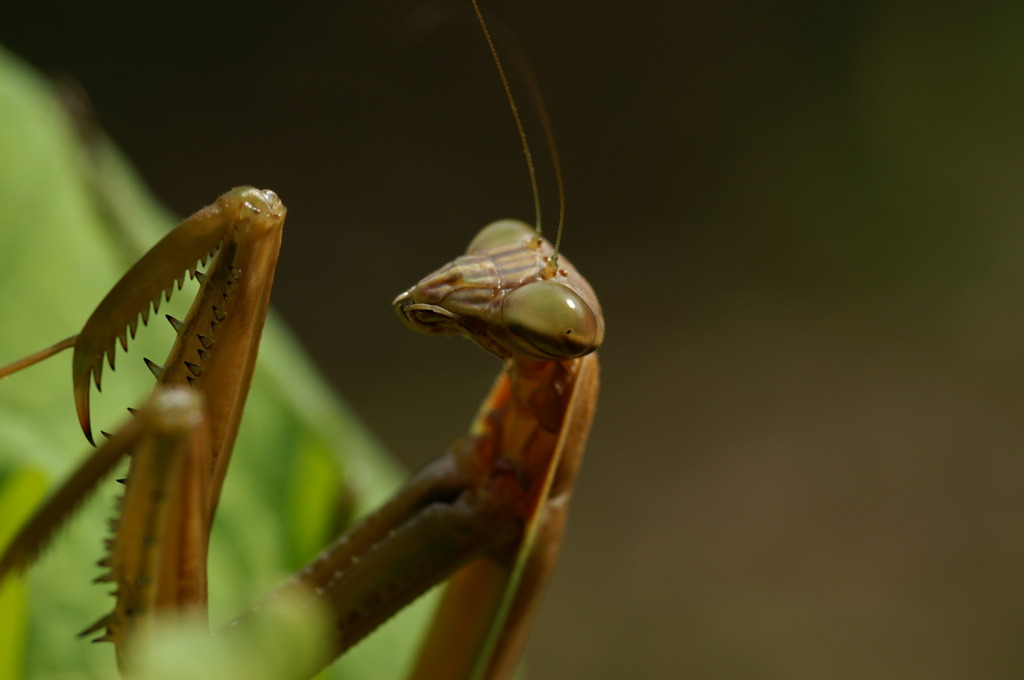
top-left (469, 0), bottom-right (564, 271)
top-left (516, 53), bottom-right (566, 270)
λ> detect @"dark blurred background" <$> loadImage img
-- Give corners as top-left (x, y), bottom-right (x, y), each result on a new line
top-left (4, 1), bottom-right (1024, 678)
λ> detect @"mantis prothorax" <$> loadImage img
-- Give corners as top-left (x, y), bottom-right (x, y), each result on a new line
top-left (0, 4), bottom-right (603, 679)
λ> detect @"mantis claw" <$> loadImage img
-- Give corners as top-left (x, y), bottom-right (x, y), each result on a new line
top-left (3, 4), bottom-right (602, 675)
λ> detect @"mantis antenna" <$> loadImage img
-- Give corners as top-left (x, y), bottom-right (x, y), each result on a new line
top-left (469, 0), bottom-right (566, 272)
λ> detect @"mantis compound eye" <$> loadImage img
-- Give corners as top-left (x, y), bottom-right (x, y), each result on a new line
top-left (502, 280), bottom-right (601, 360)
top-left (467, 219), bottom-right (534, 254)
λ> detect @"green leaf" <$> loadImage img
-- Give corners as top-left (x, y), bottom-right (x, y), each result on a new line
top-left (0, 45), bottom-right (434, 679)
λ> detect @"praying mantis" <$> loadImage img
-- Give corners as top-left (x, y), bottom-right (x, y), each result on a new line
top-left (0, 2), bottom-right (602, 679)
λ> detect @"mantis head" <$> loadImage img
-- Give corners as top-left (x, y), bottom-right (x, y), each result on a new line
top-left (393, 219), bottom-right (604, 362)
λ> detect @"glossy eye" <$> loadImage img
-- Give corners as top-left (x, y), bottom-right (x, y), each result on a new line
top-left (467, 219), bottom-right (534, 254)
top-left (502, 281), bottom-right (600, 359)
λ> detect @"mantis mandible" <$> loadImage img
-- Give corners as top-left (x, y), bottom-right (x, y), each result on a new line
top-left (0, 3), bottom-right (602, 679)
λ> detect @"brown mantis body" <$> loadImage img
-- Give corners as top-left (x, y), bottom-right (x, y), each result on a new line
top-left (0, 4), bottom-right (603, 678)
top-left (0, 188), bottom-right (602, 679)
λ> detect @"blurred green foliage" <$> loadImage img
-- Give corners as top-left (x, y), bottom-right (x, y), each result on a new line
top-left (0, 46), bottom-right (435, 679)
